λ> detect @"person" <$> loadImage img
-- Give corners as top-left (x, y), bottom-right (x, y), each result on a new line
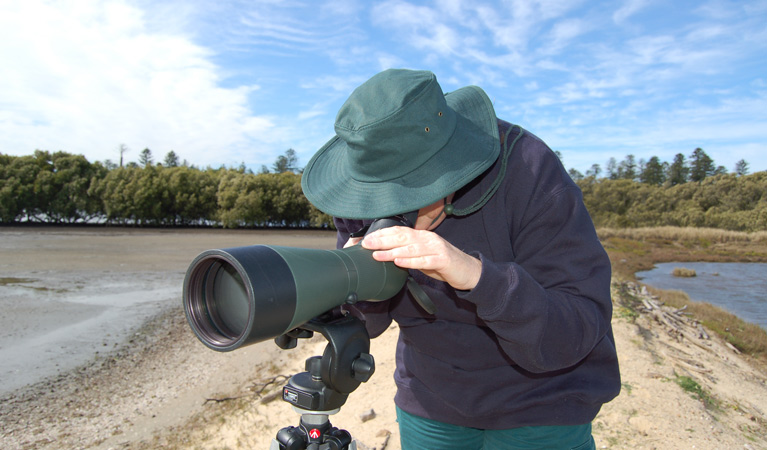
top-left (301, 69), bottom-right (620, 450)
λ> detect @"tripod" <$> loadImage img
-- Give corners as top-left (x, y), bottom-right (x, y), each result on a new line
top-left (269, 314), bottom-right (374, 450)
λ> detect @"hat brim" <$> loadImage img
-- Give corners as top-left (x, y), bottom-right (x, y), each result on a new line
top-left (301, 85), bottom-right (500, 219)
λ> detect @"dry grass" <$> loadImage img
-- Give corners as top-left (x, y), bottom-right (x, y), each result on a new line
top-left (598, 226), bottom-right (767, 244)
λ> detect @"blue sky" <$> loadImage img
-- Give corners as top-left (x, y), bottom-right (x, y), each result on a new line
top-left (1, 0), bottom-right (766, 175)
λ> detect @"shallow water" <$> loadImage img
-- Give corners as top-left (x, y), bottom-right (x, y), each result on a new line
top-left (0, 271), bottom-right (183, 395)
top-left (636, 262), bottom-right (767, 329)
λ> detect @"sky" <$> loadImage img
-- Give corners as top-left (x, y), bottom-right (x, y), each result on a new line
top-left (1, 0), bottom-right (766, 175)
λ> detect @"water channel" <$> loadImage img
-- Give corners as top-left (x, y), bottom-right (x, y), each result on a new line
top-left (635, 262), bottom-right (767, 330)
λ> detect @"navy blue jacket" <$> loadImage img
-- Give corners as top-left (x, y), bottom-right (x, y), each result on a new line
top-left (334, 120), bottom-right (620, 429)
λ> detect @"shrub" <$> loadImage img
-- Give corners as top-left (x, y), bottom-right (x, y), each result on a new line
top-left (672, 267), bottom-right (697, 277)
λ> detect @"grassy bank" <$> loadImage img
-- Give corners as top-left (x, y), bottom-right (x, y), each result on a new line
top-left (599, 226), bottom-right (767, 364)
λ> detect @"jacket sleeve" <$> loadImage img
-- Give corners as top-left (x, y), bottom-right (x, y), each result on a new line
top-left (334, 217), bottom-right (394, 339)
top-left (458, 162), bottom-right (613, 374)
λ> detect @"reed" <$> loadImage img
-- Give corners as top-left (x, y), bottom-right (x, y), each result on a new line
top-left (598, 226), bottom-right (767, 244)
top-left (671, 267), bottom-right (696, 277)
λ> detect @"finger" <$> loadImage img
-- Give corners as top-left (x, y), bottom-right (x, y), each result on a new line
top-left (361, 226), bottom-right (413, 250)
top-left (380, 241), bottom-right (446, 267)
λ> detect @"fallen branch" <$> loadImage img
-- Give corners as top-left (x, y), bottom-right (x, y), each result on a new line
top-left (204, 395), bottom-right (247, 404)
top-left (697, 324), bottom-right (710, 340)
top-left (203, 374), bottom-right (291, 405)
top-left (663, 350), bottom-right (713, 374)
top-left (250, 375), bottom-right (290, 396)
top-left (725, 341), bottom-right (742, 355)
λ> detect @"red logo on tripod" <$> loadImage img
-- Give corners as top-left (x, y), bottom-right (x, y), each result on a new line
top-left (309, 429), bottom-right (321, 439)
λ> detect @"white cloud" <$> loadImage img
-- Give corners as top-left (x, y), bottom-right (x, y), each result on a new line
top-left (0, 0), bottom-right (280, 167)
top-left (613, 0), bottom-right (652, 24)
top-left (475, 4), bottom-right (528, 50)
top-left (370, 1), bottom-right (444, 50)
top-left (319, 0), bottom-right (363, 18)
top-left (376, 53), bottom-right (408, 71)
top-left (542, 18), bottom-right (590, 55)
top-left (221, 0), bottom-right (367, 59)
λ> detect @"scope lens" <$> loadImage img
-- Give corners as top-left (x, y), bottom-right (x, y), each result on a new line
top-left (185, 255), bottom-right (253, 349)
top-left (208, 262), bottom-right (249, 338)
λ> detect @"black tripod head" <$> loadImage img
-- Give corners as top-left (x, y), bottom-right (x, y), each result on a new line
top-left (271, 313), bottom-right (373, 449)
top-left (275, 313), bottom-right (375, 412)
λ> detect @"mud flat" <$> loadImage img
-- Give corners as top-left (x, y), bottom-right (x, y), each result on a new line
top-left (0, 226), bottom-right (336, 449)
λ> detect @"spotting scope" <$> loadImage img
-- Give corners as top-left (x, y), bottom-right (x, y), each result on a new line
top-left (182, 214), bottom-right (420, 352)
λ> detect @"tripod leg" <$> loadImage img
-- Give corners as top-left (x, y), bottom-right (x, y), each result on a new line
top-left (271, 425), bottom-right (307, 450)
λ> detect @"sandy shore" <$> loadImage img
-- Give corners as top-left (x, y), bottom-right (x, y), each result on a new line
top-left (1, 227), bottom-right (766, 450)
top-left (0, 227), bottom-right (340, 449)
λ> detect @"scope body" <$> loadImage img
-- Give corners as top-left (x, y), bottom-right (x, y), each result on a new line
top-left (183, 243), bottom-right (407, 352)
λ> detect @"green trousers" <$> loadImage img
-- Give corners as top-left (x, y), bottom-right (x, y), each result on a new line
top-left (397, 407), bottom-right (596, 450)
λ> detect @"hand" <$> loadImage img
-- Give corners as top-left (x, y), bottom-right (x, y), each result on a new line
top-left (361, 226), bottom-right (482, 291)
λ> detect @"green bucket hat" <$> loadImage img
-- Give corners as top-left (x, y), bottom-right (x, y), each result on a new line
top-left (301, 69), bottom-right (500, 220)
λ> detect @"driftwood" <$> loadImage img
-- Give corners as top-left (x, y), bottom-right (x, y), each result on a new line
top-left (625, 282), bottom-right (716, 355)
top-left (725, 341), bottom-right (742, 355)
top-left (661, 349), bottom-right (713, 374)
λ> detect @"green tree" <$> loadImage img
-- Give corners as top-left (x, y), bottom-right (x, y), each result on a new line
top-left (605, 157), bottom-right (618, 180)
top-left (734, 159), bottom-right (749, 176)
top-left (714, 165), bottom-right (727, 176)
top-left (92, 167), bottom-right (139, 224)
top-left (618, 154), bottom-right (638, 180)
top-left (639, 156), bottom-right (666, 186)
top-left (667, 153), bottom-right (689, 186)
top-left (577, 178), bottom-right (638, 227)
top-left (272, 148), bottom-right (299, 173)
top-left (93, 165), bottom-right (174, 225)
top-left (689, 147), bottom-right (715, 182)
top-left (568, 168), bottom-right (584, 181)
top-left (216, 170), bottom-right (267, 227)
top-left (139, 148), bottom-right (154, 167)
top-left (31, 151), bottom-right (106, 223)
top-left (269, 172), bottom-right (311, 225)
top-left (0, 154), bottom-right (40, 222)
top-left (164, 151), bottom-right (180, 167)
top-left (127, 166), bottom-right (165, 224)
top-left (585, 164), bottom-right (601, 178)
top-left (162, 166), bottom-right (218, 225)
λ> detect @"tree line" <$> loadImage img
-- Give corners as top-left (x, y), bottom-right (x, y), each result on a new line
top-left (1, 148), bottom-right (765, 231)
top-left (0, 150), bottom-right (331, 228)
top-left (565, 147), bottom-right (750, 185)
